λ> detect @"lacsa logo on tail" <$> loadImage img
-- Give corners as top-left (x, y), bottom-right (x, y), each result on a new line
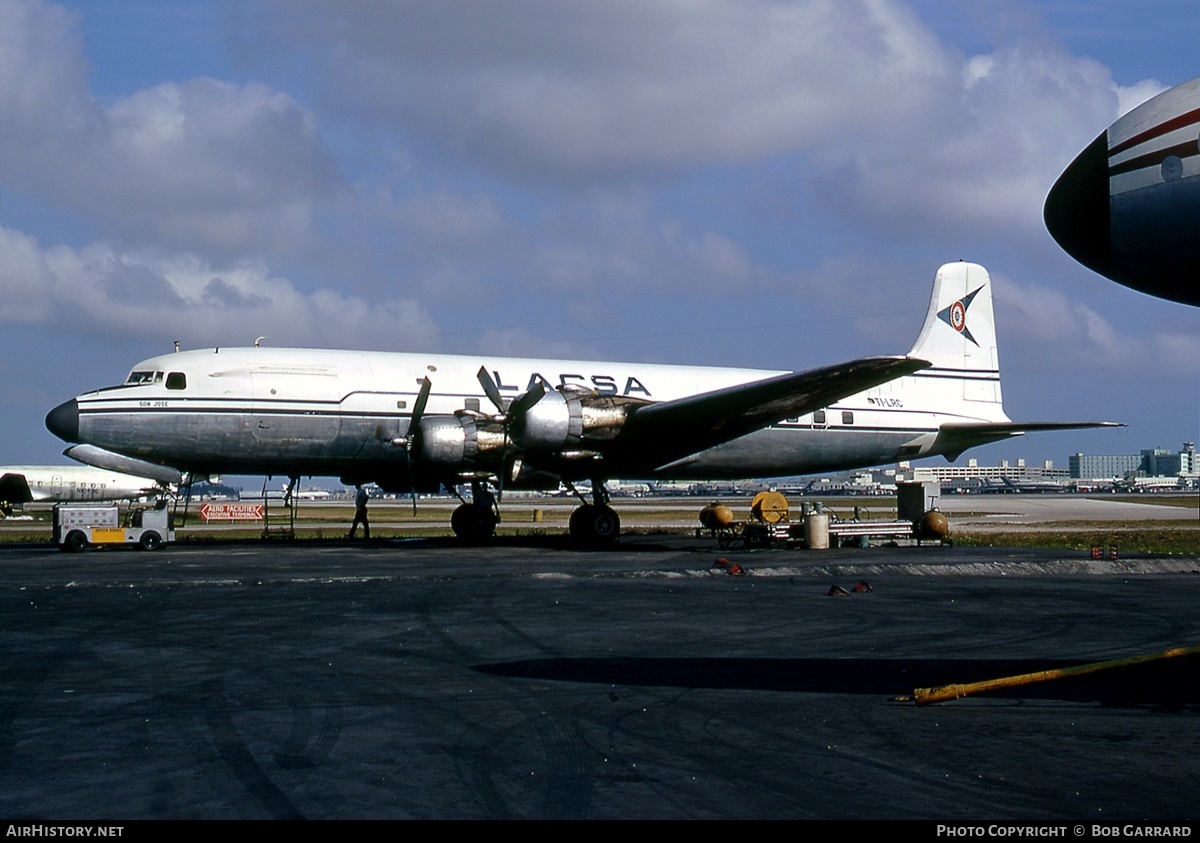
top-left (936, 286), bottom-right (984, 346)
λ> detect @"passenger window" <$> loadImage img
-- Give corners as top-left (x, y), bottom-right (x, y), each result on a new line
top-left (842, 411), bottom-right (854, 425)
top-left (813, 411), bottom-right (826, 425)
top-left (166, 372), bottom-right (187, 390)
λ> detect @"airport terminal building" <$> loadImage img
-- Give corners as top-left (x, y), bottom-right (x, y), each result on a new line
top-left (1069, 442), bottom-right (1196, 480)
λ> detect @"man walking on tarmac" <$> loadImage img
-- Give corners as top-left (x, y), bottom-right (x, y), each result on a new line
top-left (348, 484), bottom-right (370, 539)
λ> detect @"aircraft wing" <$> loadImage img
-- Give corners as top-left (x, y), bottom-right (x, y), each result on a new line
top-left (611, 355), bottom-right (930, 469)
top-left (933, 420), bottom-right (1125, 461)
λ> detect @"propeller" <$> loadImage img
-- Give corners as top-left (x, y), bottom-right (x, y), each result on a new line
top-left (475, 367), bottom-right (549, 501)
top-left (476, 366), bottom-right (545, 424)
top-left (374, 377), bottom-right (432, 514)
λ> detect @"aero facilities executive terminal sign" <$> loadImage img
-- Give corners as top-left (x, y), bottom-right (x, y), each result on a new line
top-left (199, 503), bottom-right (264, 522)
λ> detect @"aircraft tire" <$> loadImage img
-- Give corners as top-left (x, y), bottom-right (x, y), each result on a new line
top-left (569, 504), bottom-right (620, 546)
top-left (451, 503), bottom-right (497, 543)
top-left (568, 504), bottom-right (594, 540)
top-left (139, 531), bottom-right (163, 551)
top-left (65, 530), bottom-right (88, 553)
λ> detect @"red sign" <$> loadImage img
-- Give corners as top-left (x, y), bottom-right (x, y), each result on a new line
top-left (199, 503), bottom-right (264, 522)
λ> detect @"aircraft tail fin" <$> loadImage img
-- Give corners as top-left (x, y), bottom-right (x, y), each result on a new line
top-left (905, 261), bottom-right (1004, 411)
top-left (0, 473), bottom-right (34, 506)
top-left (902, 263), bottom-right (1123, 460)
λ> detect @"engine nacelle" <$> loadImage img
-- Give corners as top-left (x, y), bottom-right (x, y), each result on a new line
top-left (416, 414), bottom-right (508, 469)
top-left (510, 390), bottom-right (583, 452)
top-left (417, 415), bottom-right (479, 467)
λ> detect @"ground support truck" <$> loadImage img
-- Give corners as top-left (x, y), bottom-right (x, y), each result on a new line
top-left (53, 501), bottom-right (175, 552)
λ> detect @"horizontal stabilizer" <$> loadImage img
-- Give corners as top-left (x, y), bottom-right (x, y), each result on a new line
top-left (934, 420), bottom-right (1125, 461)
top-left (942, 421), bottom-right (1125, 436)
top-left (615, 355), bottom-right (930, 469)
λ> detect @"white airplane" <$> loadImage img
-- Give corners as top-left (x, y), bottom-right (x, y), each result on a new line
top-left (45, 262), bottom-right (1118, 542)
top-left (0, 464), bottom-right (168, 516)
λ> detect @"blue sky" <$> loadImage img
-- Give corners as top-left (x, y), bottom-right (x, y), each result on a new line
top-left (2, 0), bottom-right (1197, 475)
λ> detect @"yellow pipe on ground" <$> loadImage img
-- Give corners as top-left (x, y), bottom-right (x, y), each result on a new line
top-left (898, 644), bottom-right (1200, 706)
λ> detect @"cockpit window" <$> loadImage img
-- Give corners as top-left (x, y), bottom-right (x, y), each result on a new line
top-left (126, 370), bottom-right (167, 386)
top-left (166, 372), bottom-right (187, 390)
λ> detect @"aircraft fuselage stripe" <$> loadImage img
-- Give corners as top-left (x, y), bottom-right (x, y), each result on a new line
top-left (1108, 138), bottom-right (1200, 178)
top-left (75, 403), bottom-right (989, 440)
top-left (1108, 106), bottom-right (1200, 157)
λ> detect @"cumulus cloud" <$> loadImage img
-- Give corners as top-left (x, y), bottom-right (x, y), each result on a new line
top-left (250, 0), bottom-right (954, 179)
top-left (243, 0), bottom-right (1159, 255)
top-left (808, 42), bottom-right (1129, 243)
top-left (0, 226), bottom-right (436, 350)
top-left (361, 184), bottom-right (762, 307)
top-left (0, 226), bottom-right (56, 322)
top-left (1115, 78), bottom-right (1168, 116)
top-left (993, 273), bottom-right (1200, 378)
top-left (0, 0), bottom-right (340, 256)
top-left (528, 189), bottom-right (755, 298)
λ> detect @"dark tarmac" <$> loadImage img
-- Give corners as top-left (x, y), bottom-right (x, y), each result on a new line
top-left (1, 536), bottom-right (1198, 820)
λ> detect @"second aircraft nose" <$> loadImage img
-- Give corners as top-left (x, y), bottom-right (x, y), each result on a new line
top-left (45, 398), bottom-right (80, 443)
top-left (1044, 130), bottom-right (1112, 280)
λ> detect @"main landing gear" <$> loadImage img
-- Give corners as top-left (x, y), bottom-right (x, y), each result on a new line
top-left (447, 479), bottom-right (620, 546)
top-left (450, 481), bottom-right (498, 543)
top-left (567, 483), bottom-right (620, 546)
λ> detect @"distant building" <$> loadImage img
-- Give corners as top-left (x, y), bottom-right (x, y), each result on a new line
top-left (902, 458), bottom-right (1068, 483)
top-left (1071, 442), bottom-right (1197, 480)
top-left (1069, 453), bottom-right (1141, 480)
top-left (1142, 441), bottom-right (1196, 477)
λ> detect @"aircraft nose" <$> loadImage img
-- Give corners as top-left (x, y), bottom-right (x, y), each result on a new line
top-left (45, 398), bottom-right (80, 443)
top-left (1044, 130), bottom-right (1112, 278)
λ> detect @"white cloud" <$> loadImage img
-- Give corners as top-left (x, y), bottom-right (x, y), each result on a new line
top-left (0, 0), bottom-right (340, 256)
top-left (808, 41), bottom-right (1128, 243)
top-left (253, 0), bottom-right (954, 179)
top-left (1114, 78), bottom-right (1168, 117)
top-left (0, 0), bottom-right (91, 148)
top-left (993, 273), bottom-right (1200, 377)
top-left (248, 0), bottom-right (1159, 254)
top-left (0, 226), bottom-right (56, 321)
top-left (0, 227), bottom-right (436, 349)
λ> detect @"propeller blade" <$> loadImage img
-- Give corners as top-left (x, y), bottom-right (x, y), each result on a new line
top-left (476, 366), bottom-right (506, 414)
top-left (405, 449), bottom-right (417, 516)
top-left (404, 377), bottom-right (432, 516)
top-left (509, 381), bottom-right (546, 417)
top-left (410, 377), bottom-right (432, 429)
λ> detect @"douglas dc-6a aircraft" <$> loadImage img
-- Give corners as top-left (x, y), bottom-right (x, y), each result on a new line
top-left (45, 262), bottom-right (1117, 543)
top-left (1046, 75), bottom-right (1200, 307)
